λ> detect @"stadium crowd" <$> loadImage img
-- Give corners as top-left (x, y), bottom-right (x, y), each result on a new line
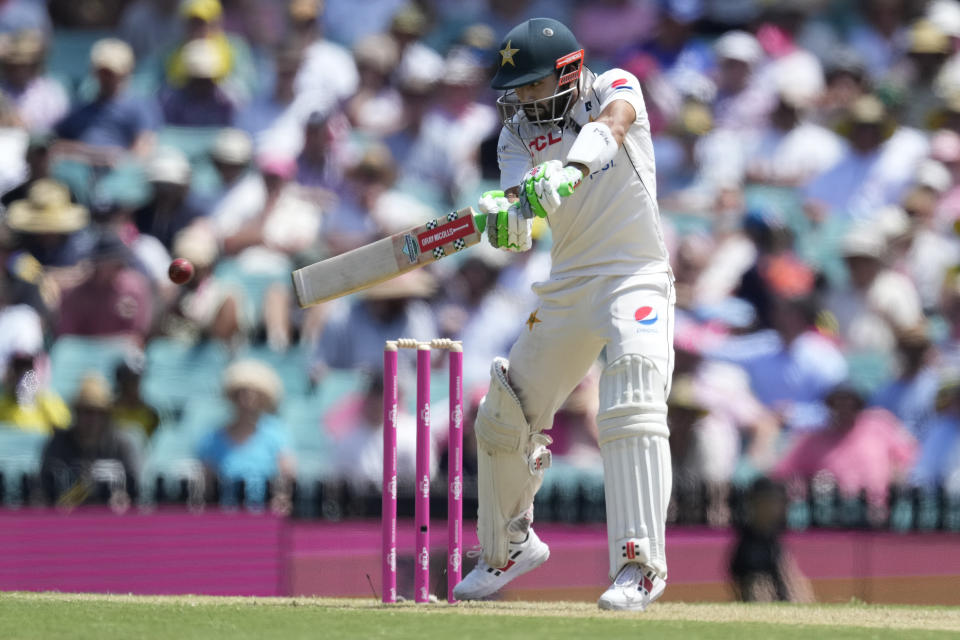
top-left (0, 0), bottom-right (959, 527)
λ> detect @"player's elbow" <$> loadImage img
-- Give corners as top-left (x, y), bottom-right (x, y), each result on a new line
top-left (603, 117), bottom-right (630, 147)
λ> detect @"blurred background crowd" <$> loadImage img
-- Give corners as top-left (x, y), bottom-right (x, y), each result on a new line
top-left (1, 0), bottom-right (960, 533)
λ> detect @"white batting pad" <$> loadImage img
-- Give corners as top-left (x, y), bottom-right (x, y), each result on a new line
top-left (601, 433), bottom-right (671, 579)
top-left (475, 357), bottom-right (530, 453)
top-left (475, 359), bottom-right (552, 568)
top-left (476, 439), bottom-right (550, 569)
top-left (598, 354), bottom-right (672, 579)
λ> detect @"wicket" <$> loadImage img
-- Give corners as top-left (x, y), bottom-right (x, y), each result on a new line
top-left (382, 339), bottom-right (464, 604)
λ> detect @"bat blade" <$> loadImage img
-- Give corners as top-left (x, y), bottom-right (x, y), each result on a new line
top-left (292, 207), bottom-right (482, 307)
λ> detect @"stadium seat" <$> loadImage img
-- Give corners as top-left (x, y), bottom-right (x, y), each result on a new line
top-left (240, 346), bottom-right (311, 399)
top-left (49, 336), bottom-right (138, 398)
top-left (141, 338), bottom-right (231, 411)
top-left (0, 424), bottom-right (48, 504)
top-left (46, 29), bottom-right (113, 97)
top-left (155, 126), bottom-right (222, 196)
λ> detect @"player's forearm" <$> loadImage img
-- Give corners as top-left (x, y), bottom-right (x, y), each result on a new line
top-left (566, 100), bottom-right (635, 178)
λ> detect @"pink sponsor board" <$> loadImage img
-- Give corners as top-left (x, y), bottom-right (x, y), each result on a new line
top-left (0, 508), bottom-right (284, 596)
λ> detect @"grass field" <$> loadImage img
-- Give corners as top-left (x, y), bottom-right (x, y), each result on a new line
top-left (1, 592), bottom-right (959, 640)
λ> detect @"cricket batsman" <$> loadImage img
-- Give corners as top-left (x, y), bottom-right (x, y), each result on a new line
top-left (452, 18), bottom-right (675, 610)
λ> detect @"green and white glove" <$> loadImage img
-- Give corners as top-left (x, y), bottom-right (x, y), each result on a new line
top-left (477, 189), bottom-right (533, 252)
top-left (519, 160), bottom-right (583, 218)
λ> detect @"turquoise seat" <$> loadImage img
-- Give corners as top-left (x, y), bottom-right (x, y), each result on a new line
top-left (240, 345), bottom-right (311, 399)
top-left (49, 336), bottom-right (137, 398)
top-left (142, 338), bottom-right (231, 411)
top-left (47, 29), bottom-right (113, 96)
top-left (0, 425), bottom-right (48, 504)
top-left (155, 126), bottom-right (223, 197)
top-left (214, 257), bottom-right (289, 320)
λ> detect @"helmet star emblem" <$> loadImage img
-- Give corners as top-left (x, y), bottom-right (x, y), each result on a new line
top-left (499, 40), bottom-right (519, 67)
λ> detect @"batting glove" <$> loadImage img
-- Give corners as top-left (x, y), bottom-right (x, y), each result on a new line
top-left (520, 160), bottom-right (583, 218)
top-left (478, 189), bottom-right (532, 252)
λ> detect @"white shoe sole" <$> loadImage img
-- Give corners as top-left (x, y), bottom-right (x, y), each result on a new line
top-left (453, 540), bottom-right (550, 600)
top-left (597, 580), bottom-right (665, 611)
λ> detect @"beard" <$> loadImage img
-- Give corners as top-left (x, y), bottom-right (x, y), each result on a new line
top-left (522, 99), bottom-right (553, 122)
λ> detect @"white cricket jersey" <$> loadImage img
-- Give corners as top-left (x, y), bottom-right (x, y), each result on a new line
top-left (497, 67), bottom-right (670, 278)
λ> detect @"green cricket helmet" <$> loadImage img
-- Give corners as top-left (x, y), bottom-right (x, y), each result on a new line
top-left (491, 18), bottom-right (584, 133)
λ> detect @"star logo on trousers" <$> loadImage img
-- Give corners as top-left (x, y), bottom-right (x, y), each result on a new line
top-left (526, 310), bottom-right (541, 331)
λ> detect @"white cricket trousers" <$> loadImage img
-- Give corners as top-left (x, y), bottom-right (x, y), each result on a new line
top-left (507, 270), bottom-right (675, 433)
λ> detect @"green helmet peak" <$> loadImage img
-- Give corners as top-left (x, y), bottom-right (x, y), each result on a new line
top-left (491, 18), bottom-right (582, 90)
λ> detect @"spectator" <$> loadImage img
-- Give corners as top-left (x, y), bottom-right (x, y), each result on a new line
top-left (889, 20), bottom-right (952, 129)
top-left (332, 373), bottom-right (431, 491)
top-left (0, 264), bottom-right (46, 369)
top-left (206, 127), bottom-right (261, 218)
top-left (219, 152), bottom-right (320, 276)
top-left (161, 0), bottom-right (257, 101)
top-left (163, 222), bottom-right (250, 345)
top-left (294, 110), bottom-right (345, 192)
top-left (742, 86), bottom-right (844, 187)
top-left (896, 164), bottom-right (960, 310)
top-left (321, 143), bottom-right (394, 251)
top-left (40, 372), bottom-right (139, 508)
top-left (909, 372), bottom-right (960, 491)
top-left (771, 384), bottom-right (917, 509)
top-left (237, 46), bottom-right (328, 148)
top-left (134, 148), bottom-right (204, 249)
top-left (2, 131), bottom-right (57, 207)
top-left (437, 244), bottom-right (520, 386)
top-left (111, 352), bottom-right (160, 441)
top-left (706, 295), bottom-right (848, 431)
top-left (572, 0), bottom-right (656, 64)
top-left (0, 29), bottom-right (68, 132)
top-left (5, 179), bottom-right (93, 296)
top-left (0, 350), bottom-right (70, 434)
top-left (119, 0), bottom-right (183, 60)
top-left (729, 477), bottom-right (813, 602)
top-left (385, 46), bottom-right (442, 170)
top-left (804, 95), bottom-right (928, 223)
top-left (197, 359), bottom-right (295, 510)
top-left (57, 230), bottom-right (153, 342)
top-left (160, 37), bottom-right (237, 127)
top-left (0, 0), bottom-right (51, 36)
top-left (344, 33), bottom-right (402, 136)
top-left (817, 49), bottom-right (869, 129)
top-left (825, 225), bottom-right (923, 355)
top-left (711, 30), bottom-right (773, 131)
top-left (54, 38), bottom-right (159, 163)
top-left (871, 325), bottom-right (939, 438)
top-left (312, 269), bottom-right (437, 376)
top-left (399, 47), bottom-right (498, 208)
top-left (288, 0), bottom-right (358, 104)
top-left (847, 0), bottom-right (908, 81)
top-left (615, 0), bottom-right (711, 81)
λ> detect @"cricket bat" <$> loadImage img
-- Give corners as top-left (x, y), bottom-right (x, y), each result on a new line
top-left (292, 207), bottom-right (485, 307)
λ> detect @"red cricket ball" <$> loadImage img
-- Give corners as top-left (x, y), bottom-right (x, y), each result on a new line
top-left (168, 258), bottom-right (195, 285)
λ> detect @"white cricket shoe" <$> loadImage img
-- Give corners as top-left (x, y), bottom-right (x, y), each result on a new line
top-left (597, 563), bottom-right (665, 611)
top-left (452, 529), bottom-right (550, 600)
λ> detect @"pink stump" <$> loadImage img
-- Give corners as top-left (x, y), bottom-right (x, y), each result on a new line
top-left (415, 344), bottom-right (432, 602)
top-left (381, 344), bottom-right (399, 603)
top-left (447, 346), bottom-right (464, 603)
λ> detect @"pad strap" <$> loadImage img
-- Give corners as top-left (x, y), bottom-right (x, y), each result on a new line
top-left (565, 121), bottom-right (618, 175)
